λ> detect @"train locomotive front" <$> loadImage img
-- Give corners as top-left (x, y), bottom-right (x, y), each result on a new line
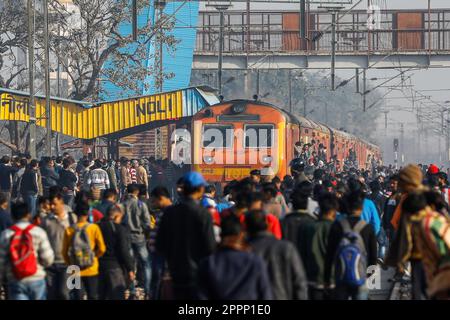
top-left (192, 100), bottom-right (290, 183)
top-left (191, 99), bottom-right (382, 184)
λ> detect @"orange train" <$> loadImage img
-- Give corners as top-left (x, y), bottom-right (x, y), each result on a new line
top-left (191, 100), bottom-right (381, 183)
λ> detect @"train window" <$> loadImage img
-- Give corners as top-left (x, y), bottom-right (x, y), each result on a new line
top-left (202, 124), bottom-right (234, 148)
top-left (244, 124), bottom-right (274, 148)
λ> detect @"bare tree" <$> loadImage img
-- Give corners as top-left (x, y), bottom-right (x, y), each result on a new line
top-left (0, 0), bottom-right (30, 154)
top-left (48, 0), bottom-right (178, 101)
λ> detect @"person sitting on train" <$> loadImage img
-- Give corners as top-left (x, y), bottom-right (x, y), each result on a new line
top-left (294, 142), bottom-right (303, 158)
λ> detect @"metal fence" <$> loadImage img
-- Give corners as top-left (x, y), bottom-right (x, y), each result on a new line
top-left (195, 9), bottom-right (450, 54)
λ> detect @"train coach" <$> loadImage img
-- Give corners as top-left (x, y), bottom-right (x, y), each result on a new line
top-left (191, 99), bottom-right (381, 183)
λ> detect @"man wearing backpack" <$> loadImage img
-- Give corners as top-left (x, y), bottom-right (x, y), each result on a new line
top-left (62, 202), bottom-right (106, 300)
top-left (324, 191), bottom-right (377, 300)
top-left (41, 192), bottom-right (77, 300)
top-left (0, 202), bottom-right (54, 300)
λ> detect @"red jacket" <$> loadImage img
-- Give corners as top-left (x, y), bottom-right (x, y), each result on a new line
top-left (221, 208), bottom-right (282, 240)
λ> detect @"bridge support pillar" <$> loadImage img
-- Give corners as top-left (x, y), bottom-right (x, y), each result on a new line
top-left (107, 138), bottom-right (120, 160)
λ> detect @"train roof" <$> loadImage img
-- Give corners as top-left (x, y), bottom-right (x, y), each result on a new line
top-left (209, 99), bottom-right (379, 148)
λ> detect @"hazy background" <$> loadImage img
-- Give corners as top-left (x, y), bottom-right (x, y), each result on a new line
top-left (199, 0), bottom-right (450, 166)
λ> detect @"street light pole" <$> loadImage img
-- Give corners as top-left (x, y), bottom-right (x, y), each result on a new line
top-left (43, 0), bottom-right (52, 157)
top-left (27, 0), bottom-right (36, 159)
top-left (331, 11), bottom-right (336, 91)
top-left (207, 2), bottom-right (231, 96)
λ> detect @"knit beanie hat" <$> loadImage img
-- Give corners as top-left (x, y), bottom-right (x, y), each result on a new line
top-left (399, 164), bottom-right (423, 189)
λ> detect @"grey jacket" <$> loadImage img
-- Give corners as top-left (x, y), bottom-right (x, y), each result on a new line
top-left (248, 232), bottom-right (308, 300)
top-left (123, 196), bottom-right (151, 243)
top-left (40, 207), bottom-right (77, 264)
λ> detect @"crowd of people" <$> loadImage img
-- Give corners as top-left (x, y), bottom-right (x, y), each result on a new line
top-left (294, 139), bottom-right (382, 175)
top-left (0, 152), bottom-right (450, 300)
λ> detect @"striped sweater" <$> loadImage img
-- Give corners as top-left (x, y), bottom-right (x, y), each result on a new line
top-left (0, 221), bottom-right (54, 283)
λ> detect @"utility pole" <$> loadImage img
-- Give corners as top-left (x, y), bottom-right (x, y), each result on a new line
top-left (44, 0), bottom-right (52, 157)
top-left (440, 109), bottom-right (444, 164)
top-left (300, 0), bottom-right (306, 40)
top-left (155, 1), bottom-right (167, 92)
top-left (56, 24), bottom-right (61, 156)
top-left (303, 87), bottom-right (307, 117)
top-left (288, 69), bottom-right (292, 113)
top-left (331, 11), bottom-right (336, 91)
top-left (362, 69), bottom-right (367, 112)
top-left (246, 0), bottom-right (250, 53)
top-left (383, 111), bottom-right (389, 136)
top-left (447, 111), bottom-right (450, 164)
top-left (132, 0), bottom-right (138, 41)
top-left (400, 123), bottom-right (405, 165)
top-left (355, 68), bottom-right (360, 93)
top-left (27, 0), bottom-right (36, 159)
top-left (256, 69), bottom-right (260, 97)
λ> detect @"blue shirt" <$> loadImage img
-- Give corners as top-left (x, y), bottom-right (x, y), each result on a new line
top-left (361, 198), bottom-right (381, 235)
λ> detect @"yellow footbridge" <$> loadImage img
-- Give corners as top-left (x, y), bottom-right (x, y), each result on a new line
top-left (0, 87), bottom-right (218, 139)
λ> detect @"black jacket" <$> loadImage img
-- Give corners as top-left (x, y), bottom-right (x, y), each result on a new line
top-left (20, 169), bottom-right (39, 195)
top-left (368, 191), bottom-right (387, 219)
top-left (0, 208), bottom-right (12, 234)
top-left (0, 164), bottom-right (17, 191)
top-left (58, 169), bottom-right (77, 190)
top-left (156, 198), bottom-right (216, 285)
top-left (248, 232), bottom-right (308, 300)
top-left (198, 247), bottom-right (273, 300)
top-left (40, 166), bottom-right (59, 189)
top-left (281, 210), bottom-right (317, 263)
top-left (324, 216), bottom-right (378, 285)
top-left (98, 220), bottom-right (134, 272)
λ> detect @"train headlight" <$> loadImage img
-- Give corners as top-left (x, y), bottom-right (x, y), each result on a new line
top-left (262, 155), bottom-right (273, 164)
top-left (203, 155), bottom-right (214, 164)
top-left (204, 109), bottom-right (214, 118)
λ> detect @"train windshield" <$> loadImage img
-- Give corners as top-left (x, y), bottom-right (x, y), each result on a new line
top-left (202, 124), bottom-right (234, 148)
top-left (244, 124), bottom-right (274, 148)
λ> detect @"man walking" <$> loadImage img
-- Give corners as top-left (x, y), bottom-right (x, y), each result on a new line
top-left (122, 184), bottom-right (152, 298)
top-left (41, 192), bottom-right (77, 300)
top-left (0, 156), bottom-right (18, 203)
top-left (0, 202), bottom-right (54, 300)
top-left (156, 172), bottom-right (216, 299)
top-left (246, 209), bottom-right (308, 300)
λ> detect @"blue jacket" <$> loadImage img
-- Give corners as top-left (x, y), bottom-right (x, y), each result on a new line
top-left (361, 198), bottom-right (381, 235)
